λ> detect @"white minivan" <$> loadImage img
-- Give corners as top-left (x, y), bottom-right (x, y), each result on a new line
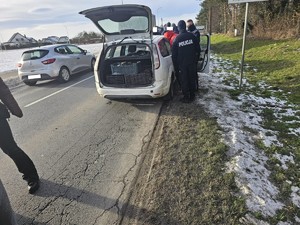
top-left (80, 4), bottom-right (210, 99)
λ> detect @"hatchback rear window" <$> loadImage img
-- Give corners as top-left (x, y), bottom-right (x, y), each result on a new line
top-left (22, 50), bottom-right (49, 61)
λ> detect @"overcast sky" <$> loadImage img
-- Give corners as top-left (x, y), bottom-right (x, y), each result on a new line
top-left (0, 0), bottom-right (201, 42)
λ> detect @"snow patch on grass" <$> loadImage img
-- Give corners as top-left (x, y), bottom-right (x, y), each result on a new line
top-left (197, 56), bottom-right (299, 221)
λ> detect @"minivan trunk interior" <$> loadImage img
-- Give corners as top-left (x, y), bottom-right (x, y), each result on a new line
top-left (99, 44), bottom-right (153, 88)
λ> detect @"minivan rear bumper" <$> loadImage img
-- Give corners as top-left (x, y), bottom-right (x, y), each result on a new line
top-left (96, 80), bottom-right (169, 99)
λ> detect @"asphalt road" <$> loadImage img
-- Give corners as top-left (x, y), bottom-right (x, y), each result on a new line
top-left (0, 71), bottom-right (162, 225)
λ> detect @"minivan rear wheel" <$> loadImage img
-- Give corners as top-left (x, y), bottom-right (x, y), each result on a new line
top-left (58, 66), bottom-right (70, 83)
top-left (164, 77), bottom-right (175, 101)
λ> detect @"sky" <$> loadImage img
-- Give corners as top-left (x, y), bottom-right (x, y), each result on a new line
top-left (0, 0), bottom-right (201, 42)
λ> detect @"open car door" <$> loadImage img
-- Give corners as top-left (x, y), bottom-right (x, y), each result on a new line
top-left (197, 34), bottom-right (211, 73)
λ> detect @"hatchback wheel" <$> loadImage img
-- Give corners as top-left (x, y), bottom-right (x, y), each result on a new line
top-left (24, 81), bottom-right (37, 86)
top-left (58, 66), bottom-right (70, 83)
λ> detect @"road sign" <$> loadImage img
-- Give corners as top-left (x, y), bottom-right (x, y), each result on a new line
top-left (229, 0), bottom-right (267, 4)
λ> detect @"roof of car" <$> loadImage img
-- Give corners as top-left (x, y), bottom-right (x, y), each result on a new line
top-left (24, 44), bottom-right (76, 52)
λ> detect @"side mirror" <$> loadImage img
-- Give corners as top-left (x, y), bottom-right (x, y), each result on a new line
top-left (83, 50), bottom-right (87, 55)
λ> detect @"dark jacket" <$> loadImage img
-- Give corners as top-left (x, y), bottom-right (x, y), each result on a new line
top-left (0, 78), bottom-right (23, 118)
top-left (187, 24), bottom-right (200, 44)
top-left (171, 30), bottom-right (200, 69)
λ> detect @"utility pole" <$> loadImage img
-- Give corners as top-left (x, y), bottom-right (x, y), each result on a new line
top-left (156, 7), bottom-right (162, 26)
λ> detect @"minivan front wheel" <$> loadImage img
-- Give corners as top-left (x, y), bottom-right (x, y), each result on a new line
top-left (58, 66), bottom-right (70, 83)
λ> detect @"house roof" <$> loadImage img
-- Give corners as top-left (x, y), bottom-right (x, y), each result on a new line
top-left (7, 32), bottom-right (30, 42)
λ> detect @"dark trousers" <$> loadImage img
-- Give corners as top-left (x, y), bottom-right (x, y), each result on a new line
top-left (0, 119), bottom-right (39, 184)
top-left (0, 180), bottom-right (17, 225)
top-left (179, 64), bottom-right (197, 98)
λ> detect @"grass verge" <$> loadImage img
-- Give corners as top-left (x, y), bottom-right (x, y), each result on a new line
top-left (211, 34), bottom-right (300, 224)
top-left (124, 99), bottom-right (247, 225)
top-left (211, 34), bottom-right (300, 105)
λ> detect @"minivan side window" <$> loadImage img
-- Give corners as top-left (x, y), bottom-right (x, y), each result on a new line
top-left (165, 40), bottom-right (172, 55)
top-left (158, 39), bottom-right (169, 57)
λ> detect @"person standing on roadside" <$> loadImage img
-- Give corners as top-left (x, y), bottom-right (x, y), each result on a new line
top-left (187, 19), bottom-right (200, 43)
top-left (0, 179), bottom-right (17, 225)
top-left (187, 19), bottom-right (201, 91)
top-left (163, 22), bottom-right (178, 46)
top-left (172, 20), bottom-right (200, 103)
top-left (0, 78), bottom-right (40, 194)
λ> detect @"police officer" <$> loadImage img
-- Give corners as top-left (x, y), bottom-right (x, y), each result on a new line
top-left (172, 20), bottom-right (200, 103)
top-left (187, 19), bottom-right (200, 43)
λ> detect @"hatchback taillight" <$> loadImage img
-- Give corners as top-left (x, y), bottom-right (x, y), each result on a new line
top-left (152, 44), bottom-right (160, 69)
top-left (42, 58), bottom-right (56, 65)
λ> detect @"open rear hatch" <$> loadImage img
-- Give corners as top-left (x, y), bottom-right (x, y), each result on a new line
top-left (79, 4), bottom-right (153, 42)
top-left (100, 43), bottom-right (153, 87)
top-left (80, 5), bottom-right (154, 87)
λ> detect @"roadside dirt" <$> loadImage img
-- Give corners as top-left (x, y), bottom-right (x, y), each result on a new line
top-left (121, 94), bottom-right (246, 225)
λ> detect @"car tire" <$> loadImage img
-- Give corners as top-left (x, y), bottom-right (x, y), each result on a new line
top-left (164, 76), bottom-right (175, 101)
top-left (24, 81), bottom-right (37, 86)
top-left (58, 66), bottom-right (70, 83)
top-left (91, 58), bottom-right (96, 71)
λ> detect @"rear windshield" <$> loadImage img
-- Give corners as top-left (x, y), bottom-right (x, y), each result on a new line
top-left (98, 16), bottom-right (149, 35)
top-left (22, 50), bottom-right (49, 61)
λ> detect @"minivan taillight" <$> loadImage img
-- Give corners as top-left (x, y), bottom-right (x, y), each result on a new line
top-left (152, 45), bottom-right (160, 69)
top-left (42, 58), bottom-right (56, 65)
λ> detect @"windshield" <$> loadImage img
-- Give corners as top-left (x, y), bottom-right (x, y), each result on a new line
top-left (98, 16), bottom-right (149, 35)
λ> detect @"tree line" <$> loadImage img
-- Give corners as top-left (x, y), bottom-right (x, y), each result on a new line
top-left (70, 31), bottom-right (103, 44)
top-left (196, 0), bottom-right (300, 39)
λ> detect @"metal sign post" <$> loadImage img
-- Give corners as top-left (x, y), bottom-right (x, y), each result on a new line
top-left (240, 2), bottom-right (249, 88)
top-left (228, 0), bottom-right (268, 88)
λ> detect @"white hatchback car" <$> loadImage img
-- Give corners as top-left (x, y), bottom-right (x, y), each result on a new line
top-left (80, 5), bottom-right (210, 99)
top-left (17, 44), bottom-right (95, 86)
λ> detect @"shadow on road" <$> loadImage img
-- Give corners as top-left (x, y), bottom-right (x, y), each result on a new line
top-left (16, 214), bottom-right (48, 225)
top-left (19, 179), bottom-right (180, 224)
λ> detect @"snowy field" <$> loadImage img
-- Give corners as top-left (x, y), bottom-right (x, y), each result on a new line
top-left (0, 43), bottom-right (101, 73)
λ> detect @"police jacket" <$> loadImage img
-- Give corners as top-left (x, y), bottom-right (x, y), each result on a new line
top-left (172, 30), bottom-right (200, 68)
top-left (188, 24), bottom-right (200, 44)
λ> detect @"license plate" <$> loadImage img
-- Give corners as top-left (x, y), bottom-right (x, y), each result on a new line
top-left (28, 75), bottom-right (41, 79)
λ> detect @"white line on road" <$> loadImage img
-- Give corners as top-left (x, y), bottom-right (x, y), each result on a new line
top-left (24, 76), bottom-right (94, 108)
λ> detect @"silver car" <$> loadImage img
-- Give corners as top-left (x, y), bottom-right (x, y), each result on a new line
top-left (17, 44), bottom-right (96, 86)
top-left (80, 5), bottom-right (210, 100)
